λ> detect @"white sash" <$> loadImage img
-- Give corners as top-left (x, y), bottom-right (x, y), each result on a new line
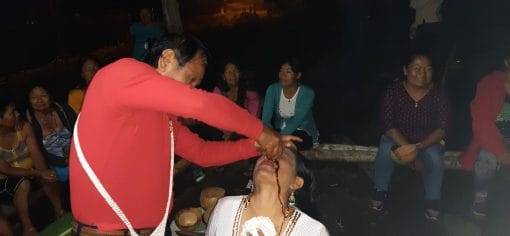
top-left (73, 115), bottom-right (174, 235)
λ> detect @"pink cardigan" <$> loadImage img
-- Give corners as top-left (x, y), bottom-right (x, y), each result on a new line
top-left (213, 87), bottom-right (261, 118)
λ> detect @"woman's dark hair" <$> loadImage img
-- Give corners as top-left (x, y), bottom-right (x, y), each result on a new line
top-left (143, 34), bottom-right (208, 68)
top-left (403, 54), bottom-right (432, 68)
top-left (283, 57), bottom-right (303, 74)
top-left (291, 148), bottom-right (320, 220)
top-left (26, 85), bottom-right (55, 107)
top-left (0, 92), bottom-right (14, 118)
top-left (217, 60), bottom-right (247, 106)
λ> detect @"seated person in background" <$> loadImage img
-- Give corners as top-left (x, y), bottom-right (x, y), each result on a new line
top-left (459, 54), bottom-right (510, 217)
top-left (206, 146), bottom-right (329, 236)
top-left (26, 85), bottom-right (77, 182)
top-left (262, 58), bottom-right (319, 151)
top-left (130, 7), bottom-right (162, 61)
top-left (0, 95), bottom-right (63, 236)
top-left (68, 57), bottom-right (99, 113)
top-left (213, 60), bottom-right (261, 140)
top-left (370, 54), bottom-right (450, 221)
top-left (213, 60), bottom-right (261, 176)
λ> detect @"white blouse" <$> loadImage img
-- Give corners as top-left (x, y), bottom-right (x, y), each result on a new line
top-left (206, 195), bottom-right (329, 236)
top-left (278, 87), bottom-right (300, 130)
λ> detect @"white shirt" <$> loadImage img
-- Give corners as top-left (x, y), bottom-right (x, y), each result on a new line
top-left (206, 195), bottom-right (329, 236)
top-left (279, 87), bottom-right (300, 130)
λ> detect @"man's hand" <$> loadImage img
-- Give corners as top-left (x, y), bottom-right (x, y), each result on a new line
top-left (255, 126), bottom-right (303, 159)
top-left (255, 126), bottom-right (282, 159)
top-left (223, 131), bottom-right (233, 141)
top-left (282, 135), bottom-right (303, 148)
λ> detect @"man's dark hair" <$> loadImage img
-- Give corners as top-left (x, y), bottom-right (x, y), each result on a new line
top-left (143, 34), bottom-right (208, 68)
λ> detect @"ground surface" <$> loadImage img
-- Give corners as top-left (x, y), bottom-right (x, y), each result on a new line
top-left (170, 160), bottom-right (510, 236)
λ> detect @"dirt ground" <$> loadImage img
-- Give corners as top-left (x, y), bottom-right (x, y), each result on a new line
top-left (170, 160), bottom-right (510, 236)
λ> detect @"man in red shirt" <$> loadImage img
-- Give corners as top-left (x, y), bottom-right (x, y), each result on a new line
top-left (69, 34), bottom-right (297, 235)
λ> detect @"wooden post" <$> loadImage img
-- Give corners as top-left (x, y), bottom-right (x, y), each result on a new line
top-left (161, 0), bottom-right (184, 33)
top-left (301, 144), bottom-right (463, 170)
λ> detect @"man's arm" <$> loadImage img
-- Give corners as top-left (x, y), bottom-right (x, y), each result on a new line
top-left (173, 120), bottom-right (259, 167)
top-left (111, 59), bottom-right (264, 140)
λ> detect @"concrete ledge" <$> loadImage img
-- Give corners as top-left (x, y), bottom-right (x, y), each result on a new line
top-left (301, 144), bottom-right (463, 170)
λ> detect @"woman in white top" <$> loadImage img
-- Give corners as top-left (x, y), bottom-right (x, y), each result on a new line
top-left (261, 58), bottom-right (319, 151)
top-left (206, 146), bottom-right (329, 236)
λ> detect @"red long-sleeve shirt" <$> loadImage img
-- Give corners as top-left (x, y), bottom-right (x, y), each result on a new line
top-left (459, 71), bottom-right (508, 170)
top-left (69, 58), bottom-right (262, 230)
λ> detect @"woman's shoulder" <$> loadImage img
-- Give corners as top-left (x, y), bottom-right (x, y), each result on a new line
top-left (267, 83), bottom-right (282, 90)
top-left (298, 84), bottom-right (315, 94)
top-left (294, 209), bottom-right (329, 235)
top-left (385, 80), bottom-right (404, 90)
top-left (245, 90), bottom-right (260, 98)
top-left (212, 195), bottom-right (245, 216)
top-left (17, 121), bottom-right (33, 138)
top-left (217, 195), bottom-right (245, 205)
top-left (54, 102), bottom-right (77, 116)
top-left (68, 88), bottom-right (85, 96)
top-left (429, 84), bottom-right (449, 98)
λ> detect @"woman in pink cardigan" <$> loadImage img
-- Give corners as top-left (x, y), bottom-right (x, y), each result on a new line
top-left (213, 60), bottom-right (261, 141)
top-left (460, 56), bottom-right (510, 217)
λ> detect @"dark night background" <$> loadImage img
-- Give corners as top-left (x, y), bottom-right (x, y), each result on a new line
top-left (2, 0), bottom-right (510, 148)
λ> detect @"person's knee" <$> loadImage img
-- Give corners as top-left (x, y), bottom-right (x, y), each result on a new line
top-left (15, 180), bottom-right (31, 195)
top-left (423, 144), bottom-right (444, 158)
top-left (376, 135), bottom-right (396, 157)
top-left (421, 152), bottom-right (444, 174)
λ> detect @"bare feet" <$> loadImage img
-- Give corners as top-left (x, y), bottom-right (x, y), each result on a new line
top-left (22, 227), bottom-right (37, 236)
top-left (55, 208), bottom-right (67, 219)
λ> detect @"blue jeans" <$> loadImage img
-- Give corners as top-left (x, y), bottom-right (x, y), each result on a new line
top-left (374, 135), bottom-right (445, 201)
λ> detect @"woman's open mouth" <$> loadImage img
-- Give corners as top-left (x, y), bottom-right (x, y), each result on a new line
top-left (260, 158), bottom-right (278, 169)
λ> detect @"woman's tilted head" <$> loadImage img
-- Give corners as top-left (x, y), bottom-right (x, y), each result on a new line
top-left (253, 146), bottom-right (319, 219)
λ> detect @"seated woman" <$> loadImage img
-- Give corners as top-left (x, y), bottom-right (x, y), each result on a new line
top-left (0, 95), bottom-right (63, 235)
top-left (262, 58), bottom-right (318, 151)
top-left (459, 54), bottom-right (510, 217)
top-left (68, 57), bottom-right (99, 113)
top-left (370, 54), bottom-right (450, 221)
top-left (213, 60), bottom-right (261, 140)
top-left (26, 85), bottom-right (77, 182)
top-left (206, 146), bottom-right (329, 236)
